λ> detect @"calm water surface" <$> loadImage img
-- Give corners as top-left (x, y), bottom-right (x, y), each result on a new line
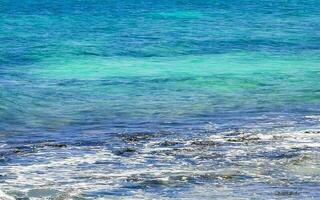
top-left (0, 0), bottom-right (320, 199)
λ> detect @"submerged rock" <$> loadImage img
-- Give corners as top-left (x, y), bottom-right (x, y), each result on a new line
top-left (226, 134), bottom-right (260, 142)
top-left (44, 143), bottom-right (67, 148)
top-left (113, 147), bottom-right (136, 156)
top-left (49, 189), bottom-right (80, 200)
top-left (27, 189), bottom-right (59, 198)
top-left (157, 140), bottom-right (181, 147)
top-left (190, 140), bottom-right (217, 146)
top-left (304, 130), bottom-right (320, 134)
top-left (120, 132), bottom-right (170, 143)
top-left (275, 190), bottom-right (299, 196)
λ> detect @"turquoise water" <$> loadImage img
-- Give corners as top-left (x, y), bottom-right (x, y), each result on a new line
top-left (1, 0), bottom-right (320, 199)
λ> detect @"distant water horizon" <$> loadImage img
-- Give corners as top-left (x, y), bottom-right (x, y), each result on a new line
top-left (1, 0), bottom-right (320, 199)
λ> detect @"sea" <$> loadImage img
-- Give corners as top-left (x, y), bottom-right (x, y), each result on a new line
top-left (0, 0), bottom-right (320, 199)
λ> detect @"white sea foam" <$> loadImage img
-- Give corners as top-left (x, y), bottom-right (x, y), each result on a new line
top-left (0, 190), bottom-right (15, 200)
top-left (306, 115), bottom-right (320, 121)
top-left (0, 129), bottom-right (319, 199)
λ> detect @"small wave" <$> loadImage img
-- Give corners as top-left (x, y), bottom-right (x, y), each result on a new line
top-left (306, 115), bottom-right (320, 121)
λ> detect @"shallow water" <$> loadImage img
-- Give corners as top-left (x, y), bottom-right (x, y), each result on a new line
top-left (1, 0), bottom-right (320, 199)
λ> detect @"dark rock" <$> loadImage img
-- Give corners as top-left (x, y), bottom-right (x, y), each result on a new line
top-left (158, 140), bottom-right (181, 147)
top-left (190, 140), bottom-right (217, 146)
top-left (275, 191), bottom-right (299, 196)
top-left (113, 147), bottom-right (136, 156)
top-left (304, 130), bottom-right (320, 134)
top-left (120, 131), bottom-right (170, 143)
top-left (46, 143), bottom-right (67, 148)
top-left (226, 134), bottom-right (260, 142)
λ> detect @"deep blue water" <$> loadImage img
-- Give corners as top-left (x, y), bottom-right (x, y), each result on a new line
top-left (0, 0), bottom-right (320, 199)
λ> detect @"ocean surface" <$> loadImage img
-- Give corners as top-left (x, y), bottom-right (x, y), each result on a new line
top-left (1, 0), bottom-right (320, 199)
